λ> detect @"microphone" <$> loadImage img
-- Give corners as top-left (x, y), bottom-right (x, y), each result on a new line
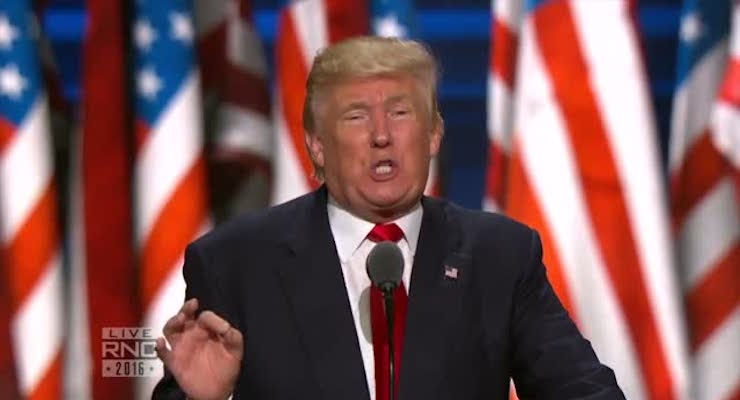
top-left (366, 241), bottom-right (404, 400)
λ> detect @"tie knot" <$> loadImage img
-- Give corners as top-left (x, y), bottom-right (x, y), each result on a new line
top-left (367, 223), bottom-right (404, 243)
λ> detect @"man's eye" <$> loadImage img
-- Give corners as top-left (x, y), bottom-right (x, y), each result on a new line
top-left (391, 109), bottom-right (410, 117)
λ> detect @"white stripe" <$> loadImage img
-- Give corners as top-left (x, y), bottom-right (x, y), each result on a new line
top-left (291, 0), bottom-right (328, 67)
top-left (0, 97), bottom-right (53, 241)
top-left (711, 101), bottom-right (740, 169)
top-left (571, 3), bottom-right (690, 397)
top-left (488, 74), bottom-right (514, 151)
top-left (678, 178), bottom-right (739, 289)
top-left (493, 0), bottom-right (523, 31)
top-left (514, 19), bottom-right (647, 400)
top-left (137, 222), bottom-right (211, 400)
top-left (669, 43), bottom-right (728, 172)
top-left (12, 253), bottom-right (63, 396)
top-left (64, 125), bottom-right (92, 399)
top-left (271, 94), bottom-right (311, 205)
top-left (136, 72), bottom-right (204, 245)
top-left (693, 308), bottom-right (740, 400)
top-left (137, 258), bottom-right (187, 400)
top-left (215, 104), bottom-right (272, 159)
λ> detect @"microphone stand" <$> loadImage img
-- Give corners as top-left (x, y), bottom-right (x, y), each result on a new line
top-left (382, 285), bottom-right (395, 400)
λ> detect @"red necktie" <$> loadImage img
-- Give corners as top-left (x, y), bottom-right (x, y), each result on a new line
top-left (367, 224), bottom-right (407, 400)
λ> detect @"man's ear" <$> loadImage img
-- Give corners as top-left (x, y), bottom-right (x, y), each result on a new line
top-left (305, 131), bottom-right (325, 168)
top-left (428, 114), bottom-right (444, 157)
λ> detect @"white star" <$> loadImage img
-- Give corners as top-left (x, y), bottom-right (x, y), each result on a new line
top-left (373, 15), bottom-right (407, 38)
top-left (0, 64), bottom-right (27, 99)
top-left (0, 15), bottom-right (20, 50)
top-left (170, 12), bottom-right (194, 44)
top-left (134, 19), bottom-right (157, 51)
top-left (680, 12), bottom-right (703, 44)
top-left (137, 67), bottom-right (162, 100)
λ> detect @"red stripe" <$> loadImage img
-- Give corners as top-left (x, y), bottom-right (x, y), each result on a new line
top-left (685, 243), bottom-right (740, 350)
top-left (4, 184), bottom-right (58, 312)
top-left (505, 139), bottom-right (577, 318)
top-left (670, 130), bottom-right (732, 231)
top-left (134, 119), bottom-right (150, 156)
top-left (141, 158), bottom-right (208, 308)
top-left (486, 142), bottom-right (510, 209)
top-left (0, 118), bottom-right (12, 154)
top-left (534, 2), bottom-right (674, 399)
top-left (727, 384), bottom-right (740, 400)
top-left (325, 0), bottom-right (368, 43)
top-left (27, 351), bottom-right (62, 400)
top-left (719, 59), bottom-right (740, 107)
top-left (275, 9), bottom-right (317, 189)
top-left (82, 0), bottom-right (138, 397)
top-left (0, 254), bottom-right (19, 398)
top-left (492, 18), bottom-right (518, 88)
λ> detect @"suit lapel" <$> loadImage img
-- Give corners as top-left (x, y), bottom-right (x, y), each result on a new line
top-left (274, 188), bottom-right (370, 400)
top-left (400, 198), bottom-right (471, 399)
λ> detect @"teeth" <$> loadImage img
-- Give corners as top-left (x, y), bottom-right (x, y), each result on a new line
top-left (375, 165), bottom-right (392, 175)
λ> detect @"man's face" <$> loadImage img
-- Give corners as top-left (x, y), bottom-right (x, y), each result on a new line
top-left (306, 74), bottom-right (442, 222)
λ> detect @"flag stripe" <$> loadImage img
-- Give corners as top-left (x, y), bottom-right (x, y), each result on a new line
top-left (671, 131), bottom-right (732, 230)
top-left (678, 178), bottom-right (739, 288)
top-left (276, 9), bottom-right (316, 190)
top-left (693, 309), bottom-right (740, 400)
top-left (685, 244), bottom-right (739, 350)
top-left (0, 99), bottom-right (53, 242)
top-left (533, 2), bottom-right (674, 398)
top-left (505, 143), bottom-right (574, 315)
top-left (141, 158), bottom-right (208, 308)
top-left (718, 59), bottom-right (740, 105)
top-left (5, 185), bottom-right (57, 309)
top-left (491, 19), bottom-right (518, 88)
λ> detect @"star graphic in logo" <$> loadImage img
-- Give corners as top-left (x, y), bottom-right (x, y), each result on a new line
top-left (170, 12), bottom-right (194, 44)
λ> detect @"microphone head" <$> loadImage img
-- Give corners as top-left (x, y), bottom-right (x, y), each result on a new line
top-left (366, 241), bottom-right (404, 292)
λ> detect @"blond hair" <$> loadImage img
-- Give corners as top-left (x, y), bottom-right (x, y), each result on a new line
top-left (302, 36), bottom-right (443, 179)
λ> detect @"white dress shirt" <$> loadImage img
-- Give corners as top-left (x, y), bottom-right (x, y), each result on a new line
top-left (327, 197), bottom-right (423, 400)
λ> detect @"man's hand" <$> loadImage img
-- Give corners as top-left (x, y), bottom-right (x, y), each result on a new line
top-left (156, 298), bottom-right (243, 400)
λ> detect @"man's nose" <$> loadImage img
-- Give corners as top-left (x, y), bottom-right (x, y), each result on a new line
top-left (370, 113), bottom-right (391, 147)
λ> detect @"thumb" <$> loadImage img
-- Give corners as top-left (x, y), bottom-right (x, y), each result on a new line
top-left (155, 337), bottom-right (173, 367)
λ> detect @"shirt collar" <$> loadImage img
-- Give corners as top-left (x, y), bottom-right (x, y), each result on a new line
top-left (327, 196), bottom-right (423, 262)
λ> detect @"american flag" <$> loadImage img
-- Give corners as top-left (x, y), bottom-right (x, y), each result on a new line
top-left (194, 0), bottom-right (272, 218)
top-left (488, 1), bottom-right (690, 398)
top-left (670, 1), bottom-right (740, 399)
top-left (132, 0), bottom-right (210, 398)
top-left (271, 0), bottom-right (367, 205)
top-left (370, 0), bottom-right (440, 197)
top-left (0, 0), bottom-right (63, 399)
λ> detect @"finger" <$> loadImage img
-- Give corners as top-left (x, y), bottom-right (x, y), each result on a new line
top-left (197, 310), bottom-right (231, 336)
top-left (155, 337), bottom-right (172, 367)
top-left (162, 312), bottom-right (186, 338)
top-left (222, 327), bottom-right (244, 357)
top-left (180, 298), bottom-right (199, 318)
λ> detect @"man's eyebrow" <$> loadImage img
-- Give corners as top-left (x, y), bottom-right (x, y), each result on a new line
top-left (339, 101), bottom-right (370, 112)
top-left (385, 94), bottom-right (412, 105)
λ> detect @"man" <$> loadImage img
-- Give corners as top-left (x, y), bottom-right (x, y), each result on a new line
top-left (153, 36), bottom-right (624, 400)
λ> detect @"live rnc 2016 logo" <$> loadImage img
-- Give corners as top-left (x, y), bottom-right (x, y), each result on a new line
top-left (102, 327), bottom-right (160, 377)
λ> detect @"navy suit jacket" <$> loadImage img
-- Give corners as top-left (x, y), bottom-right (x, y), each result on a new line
top-left (152, 187), bottom-right (624, 399)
